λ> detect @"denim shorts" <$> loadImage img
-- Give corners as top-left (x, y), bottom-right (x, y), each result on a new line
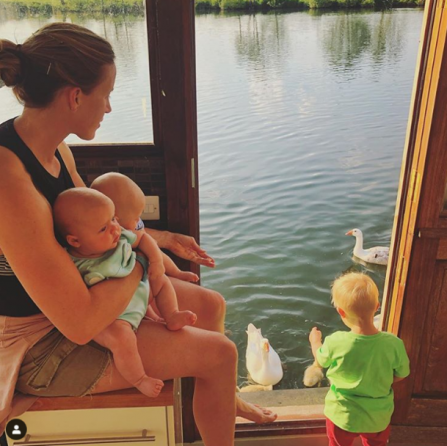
top-left (16, 329), bottom-right (111, 397)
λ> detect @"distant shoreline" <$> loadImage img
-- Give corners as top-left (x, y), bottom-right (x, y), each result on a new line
top-left (0, 0), bottom-right (424, 13)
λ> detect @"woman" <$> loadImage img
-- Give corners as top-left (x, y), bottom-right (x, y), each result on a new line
top-left (0, 22), bottom-right (276, 444)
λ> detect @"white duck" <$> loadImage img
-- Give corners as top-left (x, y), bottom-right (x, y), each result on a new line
top-left (246, 323), bottom-right (283, 386)
top-left (346, 228), bottom-right (389, 266)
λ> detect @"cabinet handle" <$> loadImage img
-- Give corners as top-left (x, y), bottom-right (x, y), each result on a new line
top-left (14, 430), bottom-right (155, 445)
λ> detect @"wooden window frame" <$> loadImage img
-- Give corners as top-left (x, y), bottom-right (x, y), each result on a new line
top-left (381, 0), bottom-right (445, 335)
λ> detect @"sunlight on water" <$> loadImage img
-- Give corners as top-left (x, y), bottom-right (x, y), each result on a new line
top-left (0, 5), bottom-right (423, 389)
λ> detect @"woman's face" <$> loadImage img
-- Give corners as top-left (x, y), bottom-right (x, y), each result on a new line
top-left (75, 63), bottom-right (116, 140)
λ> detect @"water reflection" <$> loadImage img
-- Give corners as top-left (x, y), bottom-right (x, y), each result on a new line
top-left (235, 13), bottom-right (288, 71)
top-left (322, 11), bottom-right (406, 73)
top-left (323, 14), bottom-right (372, 70)
top-left (229, 9), bottom-right (409, 78)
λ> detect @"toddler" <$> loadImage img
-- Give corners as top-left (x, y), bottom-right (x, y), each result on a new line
top-left (308, 272), bottom-right (410, 446)
top-left (53, 187), bottom-right (196, 398)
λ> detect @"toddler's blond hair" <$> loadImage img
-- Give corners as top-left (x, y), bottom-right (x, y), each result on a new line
top-left (331, 272), bottom-right (378, 320)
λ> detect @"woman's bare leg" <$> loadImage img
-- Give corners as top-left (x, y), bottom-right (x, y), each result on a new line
top-left (93, 321), bottom-right (237, 446)
top-left (170, 277), bottom-right (277, 423)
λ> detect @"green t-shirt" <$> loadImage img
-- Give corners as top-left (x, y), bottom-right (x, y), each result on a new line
top-left (316, 331), bottom-right (410, 433)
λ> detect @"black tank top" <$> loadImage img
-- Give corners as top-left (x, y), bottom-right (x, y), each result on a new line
top-left (0, 117), bottom-right (75, 316)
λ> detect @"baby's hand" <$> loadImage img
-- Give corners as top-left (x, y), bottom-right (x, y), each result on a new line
top-left (144, 305), bottom-right (165, 323)
top-left (309, 327), bottom-right (322, 345)
top-left (170, 270), bottom-right (199, 283)
top-left (149, 261), bottom-right (165, 280)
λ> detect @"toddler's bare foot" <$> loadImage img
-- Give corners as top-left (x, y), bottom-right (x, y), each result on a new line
top-left (134, 375), bottom-right (164, 398)
top-left (166, 310), bottom-right (197, 331)
top-left (236, 397), bottom-right (277, 424)
top-left (174, 271), bottom-right (199, 282)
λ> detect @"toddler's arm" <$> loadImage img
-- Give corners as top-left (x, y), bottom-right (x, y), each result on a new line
top-left (309, 327), bottom-right (323, 368)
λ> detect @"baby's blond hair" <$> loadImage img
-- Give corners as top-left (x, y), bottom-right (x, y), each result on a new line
top-left (331, 272), bottom-right (379, 319)
top-left (90, 172), bottom-right (144, 223)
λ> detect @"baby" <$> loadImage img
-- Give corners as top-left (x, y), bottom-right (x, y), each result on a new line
top-left (90, 172), bottom-right (199, 320)
top-left (53, 186), bottom-right (197, 398)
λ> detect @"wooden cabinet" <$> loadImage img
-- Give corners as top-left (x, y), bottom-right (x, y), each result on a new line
top-left (5, 384), bottom-right (177, 446)
top-left (7, 406), bottom-right (175, 446)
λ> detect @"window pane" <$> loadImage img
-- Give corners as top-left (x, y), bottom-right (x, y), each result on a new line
top-left (197, 9), bottom-right (424, 393)
top-left (0, 2), bottom-right (153, 144)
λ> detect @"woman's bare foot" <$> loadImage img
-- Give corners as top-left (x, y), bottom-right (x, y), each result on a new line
top-left (173, 271), bottom-right (199, 282)
top-left (134, 375), bottom-right (164, 398)
top-left (166, 310), bottom-right (197, 331)
top-left (236, 396), bottom-right (278, 423)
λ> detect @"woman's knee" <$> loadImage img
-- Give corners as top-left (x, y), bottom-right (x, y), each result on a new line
top-left (202, 287), bottom-right (226, 319)
top-left (172, 278), bottom-right (226, 331)
top-left (208, 334), bottom-right (238, 372)
top-left (194, 287), bottom-right (226, 329)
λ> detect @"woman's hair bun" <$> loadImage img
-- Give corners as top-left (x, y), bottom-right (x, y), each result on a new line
top-left (0, 40), bottom-right (24, 88)
top-left (0, 23), bottom-right (115, 108)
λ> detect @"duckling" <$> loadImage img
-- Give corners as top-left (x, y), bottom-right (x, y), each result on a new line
top-left (303, 361), bottom-right (325, 387)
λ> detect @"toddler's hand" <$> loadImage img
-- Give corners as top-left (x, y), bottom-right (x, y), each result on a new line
top-left (149, 261), bottom-right (165, 280)
top-left (309, 327), bottom-right (322, 345)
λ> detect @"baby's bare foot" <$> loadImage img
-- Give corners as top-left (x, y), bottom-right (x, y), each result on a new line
top-left (166, 310), bottom-right (197, 331)
top-left (175, 271), bottom-right (199, 282)
top-left (236, 397), bottom-right (278, 424)
top-left (134, 375), bottom-right (164, 398)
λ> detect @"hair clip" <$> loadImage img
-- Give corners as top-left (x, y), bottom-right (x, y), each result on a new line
top-left (46, 62), bottom-right (52, 76)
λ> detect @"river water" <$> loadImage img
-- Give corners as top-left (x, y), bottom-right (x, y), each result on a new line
top-left (0, 4), bottom-right (423, 389)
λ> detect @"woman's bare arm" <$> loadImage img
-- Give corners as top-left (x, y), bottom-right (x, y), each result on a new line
top-left (0, 147), bottom-right (142, 344)
top-left (145, 228), bottom-right (215, 268)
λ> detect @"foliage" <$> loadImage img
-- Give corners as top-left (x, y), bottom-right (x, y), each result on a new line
top-left (194, 0), bottom-right (424, 8)
top-left (0, 0), bottom-right (144, 14)
top-left (0, 0), bottom-right (424, 12)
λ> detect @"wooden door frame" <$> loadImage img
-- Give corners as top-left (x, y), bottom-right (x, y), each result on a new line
top-left (381, 0), bottom-right (447, 426)
top-left (145, 0), bottom-right (199, 442)
top-left (146, 0), bottom-right (200, 274)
